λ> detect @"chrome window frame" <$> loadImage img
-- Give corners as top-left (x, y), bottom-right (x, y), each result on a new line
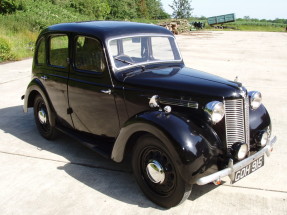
top-left (106, 34), bottom-right (183, 72)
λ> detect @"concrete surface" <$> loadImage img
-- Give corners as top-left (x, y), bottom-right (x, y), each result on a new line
top-left (0, 31), bottom-right (286, 214)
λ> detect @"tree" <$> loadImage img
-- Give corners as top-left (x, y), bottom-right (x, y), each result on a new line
top-left (69, 0), bottom-right (110, 19)
top-left (107, 0), bottom-right (137, 20)
top-left (146, 0), bottom-right (170, 19)
top-left (137, 0), bottom-right (148, 18)
top-left (0, 0), bottom-right (20, 14)
top-left (169, 0), bottom-right (193, 19)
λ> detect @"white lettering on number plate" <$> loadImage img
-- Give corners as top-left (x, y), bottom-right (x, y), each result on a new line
top-left (233, 156), bottom-right (264, 183)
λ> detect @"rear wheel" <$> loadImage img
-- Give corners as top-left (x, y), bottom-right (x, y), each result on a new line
top-left (132, 134), bottom-right (192, 208)
top-left (33, 95), bottom-right (57, 140)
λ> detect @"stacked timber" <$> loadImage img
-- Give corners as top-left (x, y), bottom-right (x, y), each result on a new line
top-left (158, 19), bottom-right (191, 35)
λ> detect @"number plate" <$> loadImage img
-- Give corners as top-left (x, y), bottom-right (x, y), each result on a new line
top-left (232, 156), bottom-right (264, 183)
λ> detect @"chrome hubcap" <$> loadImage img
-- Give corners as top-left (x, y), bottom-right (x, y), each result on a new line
top-left (38, 109), bottom-right (47, 124)
top-left (146, 160), bottom-right (165, 184)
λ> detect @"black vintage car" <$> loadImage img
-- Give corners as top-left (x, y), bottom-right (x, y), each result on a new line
top-left (23, 21), bottom-right (276, 208)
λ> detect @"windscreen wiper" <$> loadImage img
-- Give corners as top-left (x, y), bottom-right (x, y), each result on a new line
top-left (122, 65), bottom-right (146, 78)
top-left (114, 56), bottom-right (134, 65)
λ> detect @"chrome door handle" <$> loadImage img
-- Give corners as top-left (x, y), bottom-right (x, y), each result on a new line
top-left (41, 76), bottom-right (48, 80)
top-left (100, 89), bottom-right (111, 95)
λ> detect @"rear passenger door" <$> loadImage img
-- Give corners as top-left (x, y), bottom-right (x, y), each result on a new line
top-left (35, 34), bottom-right (73, 127)
top-left (68, 35), bottom-right (120, 138)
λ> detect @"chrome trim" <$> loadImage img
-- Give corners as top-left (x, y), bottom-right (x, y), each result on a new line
top-left (204, 101), bottom-right (225, 123)
top-left (224, 99), bottom-right (246, 149)
top-left (106, 34), bottom-right (183, 71)
top-left (244, 96), bottom-right (250, 148)
top-left (249, 91), bottom-right (262, 110)
top-left (38, 109), bottom-right (47, 124)
top-left (196, 136), bottom-right (277, 185)
top-left (41, 76), bottom-right (47, 81)
top-left (100, 89), bottom-right (112, 95)
top-left (163, 105), bottom-right (172, 113)
top-left (146, 160), bottom-right (165, 184)
top-left (149, 95), bottom-right (159, 108)
top-left (159, 97), bottom-right (198, 109)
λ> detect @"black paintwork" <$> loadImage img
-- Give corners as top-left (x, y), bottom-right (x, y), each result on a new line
top-left (24, 21), bottom-right (272, 185)
top-left (42, 21), bottom-right (174, 42)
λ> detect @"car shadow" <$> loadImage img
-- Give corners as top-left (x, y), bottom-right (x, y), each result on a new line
top-left (0, 105), bottom-right (220, 208)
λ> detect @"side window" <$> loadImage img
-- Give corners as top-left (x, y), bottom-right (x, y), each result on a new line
top-left (36, 38), bottom-right (45, 65)
top-left (75, 36), bottom-right (106, 72)
top-left (49, 35), bottom-right (68, 67)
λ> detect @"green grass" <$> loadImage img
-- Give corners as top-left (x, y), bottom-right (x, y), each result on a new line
top-left (235, 25), bottom-right (285, 32)
top-left (0, 0), bottom-right (95, 62)
top-left (226, 21), bottom-right (286, 32)
top-left (196, 20), bottom-right (286, 32)
top-left (1, 1), bottom-right (286, 63)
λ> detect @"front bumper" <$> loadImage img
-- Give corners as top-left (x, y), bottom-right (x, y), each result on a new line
top-left (196, 136), bottom-right (277, 185)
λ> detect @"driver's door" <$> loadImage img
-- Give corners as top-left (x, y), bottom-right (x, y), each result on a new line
top-left (68, 35), bottom-right (120, 138)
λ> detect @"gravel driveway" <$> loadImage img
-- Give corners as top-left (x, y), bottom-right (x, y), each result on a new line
top-left (0, 31), bottom-right (286, 214)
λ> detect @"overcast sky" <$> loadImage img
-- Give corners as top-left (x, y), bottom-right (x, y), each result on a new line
top-left (162, 0), bottom-right (287, 20)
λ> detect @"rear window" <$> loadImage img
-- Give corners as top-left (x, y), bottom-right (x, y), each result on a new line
top-left (49, 35), bottom-right (68, 67)
top-left (36, 38), bottom-right (45, 65)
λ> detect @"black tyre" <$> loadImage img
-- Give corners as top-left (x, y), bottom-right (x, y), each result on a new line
top-left (33, 95), bottom-right (57, 140)
top-left (132, 134), bottom-right (192, 208)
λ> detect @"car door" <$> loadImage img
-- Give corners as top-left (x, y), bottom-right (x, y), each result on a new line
top-left (35, 34), bottom-right (73, 127)
top-left (68, 35), bottom-right (120, 138)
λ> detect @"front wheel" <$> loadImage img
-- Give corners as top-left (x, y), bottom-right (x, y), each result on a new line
top-left (132, 134), bottom-right (192, 208)
top-left (33, 95), bottom-right (57, 140)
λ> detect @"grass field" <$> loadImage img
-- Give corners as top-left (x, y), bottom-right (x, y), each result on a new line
top-left (0, 2), bottom-right (286, 63)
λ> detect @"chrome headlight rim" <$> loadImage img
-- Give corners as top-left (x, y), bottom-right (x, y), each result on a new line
top-left (204, 101), bottom-right (225, 124)
top-left (249, 91), bottom-right (262, 110)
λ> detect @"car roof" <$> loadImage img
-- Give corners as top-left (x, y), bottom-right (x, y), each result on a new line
top-left (40, 21), bottom-right (174, 41)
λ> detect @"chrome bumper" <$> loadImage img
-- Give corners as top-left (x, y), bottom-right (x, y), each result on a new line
top-left (196, 136), bottom-right (277, 185)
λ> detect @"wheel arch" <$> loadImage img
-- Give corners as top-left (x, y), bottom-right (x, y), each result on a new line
top-left (111, 111), bottom-right (223, 184)
top-left (23, 78), bottom-right (56, 127)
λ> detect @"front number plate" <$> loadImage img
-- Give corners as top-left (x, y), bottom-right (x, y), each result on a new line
top-left (232, 155), bottom-right (264, 183)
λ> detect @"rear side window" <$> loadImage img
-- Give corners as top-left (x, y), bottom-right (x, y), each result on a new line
top-left (36, 38), bottom-right (45, 65)
top-left (75, 36), bottom-right (106, 72)
top-left (49, 35), bottom-right (68, 67)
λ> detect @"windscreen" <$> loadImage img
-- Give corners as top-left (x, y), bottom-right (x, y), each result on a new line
top-left (108, 36), bottom-right (181, 69)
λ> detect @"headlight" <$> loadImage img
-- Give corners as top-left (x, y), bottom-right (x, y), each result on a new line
top-left (255, 130), bottom-right (269, 147)
top-left (249, 91), bottom-right (262, 110)
top-left (231, 143), bottom-right (248, 160)
top-left (205, 101), bottom-right (225, 124)
top-left (237, 143), bottom-right (248, 160)
top-left (260, 131), bottom-right (268, 147)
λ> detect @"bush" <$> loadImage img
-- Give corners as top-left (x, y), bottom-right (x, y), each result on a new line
top-left (0, 37), bottom-right (13, 62)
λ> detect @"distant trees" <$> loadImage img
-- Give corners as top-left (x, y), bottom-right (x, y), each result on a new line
top-left (0, 0), bottom-right (170, 19)
top-left (70, 0), bottom-right (111, 19)
top-left (0, 0), bottom-right (23, 14)
top-left (108, 0), bottom-right (137, 19)
top-left (169, 0), bottom-right (193, 19)
top-left (107, 0), bottom-right (169, 20)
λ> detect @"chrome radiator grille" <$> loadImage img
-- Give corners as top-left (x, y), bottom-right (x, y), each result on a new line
top-left (224, 98), bottom-right (250, 149)
top-left (244, 96), bottom-right (250, 147)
